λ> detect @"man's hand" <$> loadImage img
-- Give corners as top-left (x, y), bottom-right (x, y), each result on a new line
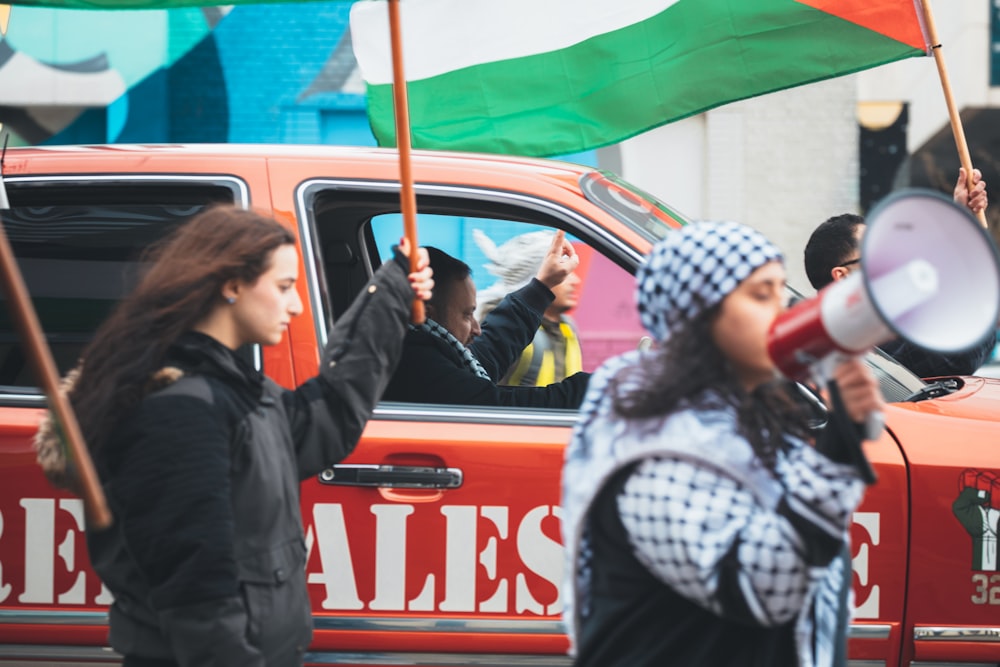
top-left (397, 237), bottom-right (434, 301)
top-left (954, 167), bottom-right (988, 215)
top-left (535, 230), bottom-right (580, 289)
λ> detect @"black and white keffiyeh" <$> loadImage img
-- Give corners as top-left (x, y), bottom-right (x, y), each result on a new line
top-left (636, 221), bottom-right (782, 342)
top-left (412, 318), bottom-right (491, 380)
top-left (561, 221), bottom-right (861, 667)
top-left (562, 353), bottom-right (864, 667)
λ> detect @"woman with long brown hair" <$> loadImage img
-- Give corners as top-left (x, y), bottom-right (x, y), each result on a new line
top-left (45, 205), bottom-right (431, 667)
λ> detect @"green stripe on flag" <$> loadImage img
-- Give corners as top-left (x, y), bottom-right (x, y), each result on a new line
top-left (365, 0), bottom-right (925, 157)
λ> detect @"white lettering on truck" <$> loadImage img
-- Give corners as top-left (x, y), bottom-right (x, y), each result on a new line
top-left (852, 511), bottom-right (880, 619)
top-left (1, 499), bottom-right (881, 618)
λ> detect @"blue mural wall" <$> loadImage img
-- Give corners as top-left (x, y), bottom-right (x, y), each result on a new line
top-left (0, 3), bottom-right (372, 145)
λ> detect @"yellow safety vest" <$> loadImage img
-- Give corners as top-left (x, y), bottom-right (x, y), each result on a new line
top-left (503, 318), bottom-right (582, 387)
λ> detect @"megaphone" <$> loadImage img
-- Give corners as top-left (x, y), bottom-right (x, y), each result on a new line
top-left (769, 189), bottom-right (1000, 382)
top-left (768, 189), bottom-right (1000, 484)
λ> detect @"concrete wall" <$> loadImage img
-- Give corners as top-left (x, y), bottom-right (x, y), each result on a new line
top-left (612, 76), bottom-right (860, 295)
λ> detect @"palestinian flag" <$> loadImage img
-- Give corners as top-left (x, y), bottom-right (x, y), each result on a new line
top-left (351, 0), bottom-right (930, 157)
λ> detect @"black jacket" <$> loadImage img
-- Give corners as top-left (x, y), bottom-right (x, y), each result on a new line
top-left (574, 467), bottom-right (798, 667)
top-left (87, 259), bottom-right (414, 666)
top-left (383, 278), bottom-right (589, 409)
top-left (880, 332), bottom-right (994, 379)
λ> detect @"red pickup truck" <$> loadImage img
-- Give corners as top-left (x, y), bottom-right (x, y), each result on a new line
top-left (0, 144), bottom-right (998, 666)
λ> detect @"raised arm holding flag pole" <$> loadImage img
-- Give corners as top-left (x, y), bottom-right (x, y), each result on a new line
top-left (919, 0), bottom-right (990, 229)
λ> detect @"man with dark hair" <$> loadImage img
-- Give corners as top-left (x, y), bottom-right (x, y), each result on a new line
top-left (384, 232), bottom-right (590, 408)
top-left (803, 168), bottom-right (994, 378)
top-left (804, 213), bottom-right (866, 292)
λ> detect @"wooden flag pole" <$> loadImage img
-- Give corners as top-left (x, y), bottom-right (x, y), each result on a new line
top-left (387, 0), bottom-right (424, 324)
top-left (920, 0), bottom-right (988, 229)
top-left (0, 137), bottom-right (112, 530)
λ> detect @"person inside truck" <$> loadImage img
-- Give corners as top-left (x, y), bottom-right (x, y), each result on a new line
top-left (473, 228), bottom-right (584, 387)
top-left (561, 221), bottom-right (884, 667)
top-left (383, 230), bottom-right (590, 408)
top-left (803, 167), bottom-right (994, 379)
top-left (37, 205), bottom-right (433, 667)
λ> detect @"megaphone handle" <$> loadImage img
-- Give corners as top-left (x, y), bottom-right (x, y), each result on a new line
top-left (825, 379), bottom-right (879, 485)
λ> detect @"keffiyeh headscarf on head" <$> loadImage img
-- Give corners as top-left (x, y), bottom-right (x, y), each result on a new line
top-left (473, 229), bottom-right (554, 321)
top-left (636, 221), bottom-right (783, 342)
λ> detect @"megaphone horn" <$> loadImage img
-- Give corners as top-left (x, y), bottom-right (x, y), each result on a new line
top-left (768, 189), bottom-right (1000, 382)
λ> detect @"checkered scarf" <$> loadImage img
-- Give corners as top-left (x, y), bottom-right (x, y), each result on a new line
top-left (562, 352), bottom-right (863, 666)
top-left (637, 221), bottom-right (783, 341)
top-left (561, 222), bottom-right (861, 666)
top-left (412, 317), bottom-right (491, 380)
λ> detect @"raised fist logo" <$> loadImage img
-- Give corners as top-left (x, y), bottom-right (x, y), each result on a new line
top-left (952, 469), bottom-right (1000, 571)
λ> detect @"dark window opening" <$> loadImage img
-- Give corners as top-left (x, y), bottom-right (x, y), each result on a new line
top-left (0, 182), bottom-right (236, 391)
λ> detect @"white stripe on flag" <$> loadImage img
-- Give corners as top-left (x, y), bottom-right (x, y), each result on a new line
top-left (350, 0), bottom-right (679, 85)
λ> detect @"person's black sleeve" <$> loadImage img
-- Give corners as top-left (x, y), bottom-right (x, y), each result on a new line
top-left (285, 258), bottom-right (414, 479)
top-left (879, 331), bottom-right (994, 378)
top-left (472, 279), bottom-right (554, 380)
top-left (388, 336), bottom-right (590, 409)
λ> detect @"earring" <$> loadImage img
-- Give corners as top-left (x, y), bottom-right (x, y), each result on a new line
top-left (226, 296), bottom-right (236, 305)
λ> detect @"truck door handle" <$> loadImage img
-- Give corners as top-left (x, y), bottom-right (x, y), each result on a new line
top-left (318, 464), bottom-right (463, 489)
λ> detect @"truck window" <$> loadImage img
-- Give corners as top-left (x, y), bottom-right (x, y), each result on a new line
top-left (369, 214), bottom-right (645, 379)
top-left (0, 182), bottom-right (237, 393)
top-left (301, 182), bottom-right (644, 411)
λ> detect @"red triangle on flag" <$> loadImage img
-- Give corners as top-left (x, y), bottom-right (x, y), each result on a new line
top-left (795, 0), bottom-right (928, 52)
